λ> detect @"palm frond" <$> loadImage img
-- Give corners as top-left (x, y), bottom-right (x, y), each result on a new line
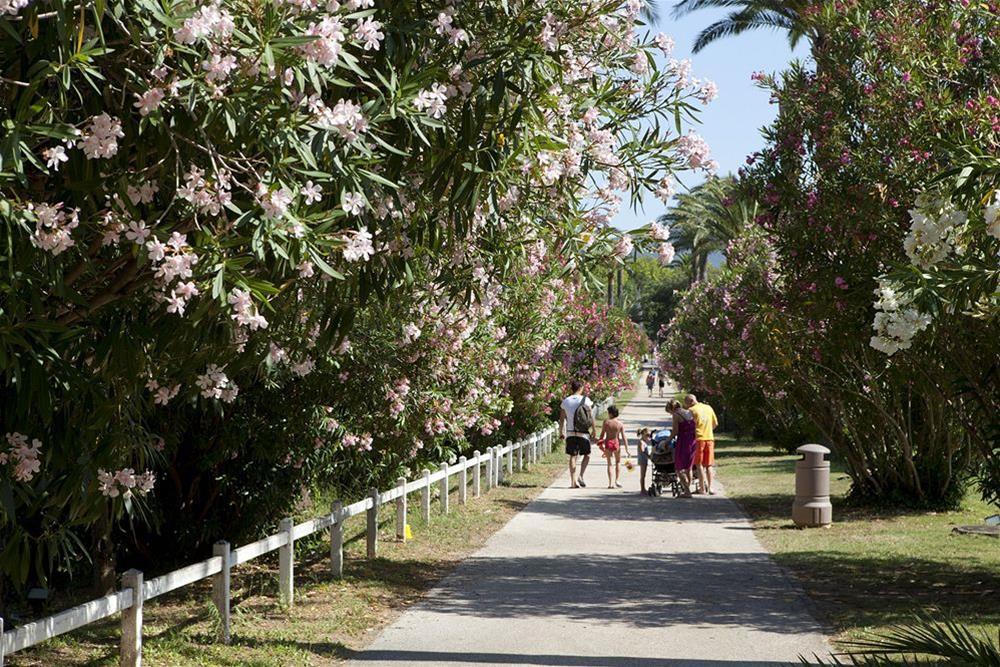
top-left (674, 0), bottom-right (816, 52)
top-left (672, 0), bottom-right (749, 19)
top-left (692, 8), bottom-right (797, 52)
top-left (803, 617), bottom-right (1000, 666)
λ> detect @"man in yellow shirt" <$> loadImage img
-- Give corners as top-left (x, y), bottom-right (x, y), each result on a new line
top-left (684, 394), bottom-right (718, 495)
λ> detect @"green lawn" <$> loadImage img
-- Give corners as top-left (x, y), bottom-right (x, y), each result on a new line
top-left (716, 433), bottom-right (1000, 646)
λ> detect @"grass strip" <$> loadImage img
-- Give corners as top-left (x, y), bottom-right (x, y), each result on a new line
top-left (715, 433), bottom-right (1000, 647)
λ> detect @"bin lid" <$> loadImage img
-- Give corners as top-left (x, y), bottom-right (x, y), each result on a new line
top-left (797, 443), bottom-right (830, 461)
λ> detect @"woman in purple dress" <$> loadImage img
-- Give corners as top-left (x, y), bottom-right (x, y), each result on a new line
top-left (667, 399), bottom-right (696, 498)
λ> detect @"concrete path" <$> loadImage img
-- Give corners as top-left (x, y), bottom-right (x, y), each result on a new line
top-left (348, 383), bottom-right (830, 666)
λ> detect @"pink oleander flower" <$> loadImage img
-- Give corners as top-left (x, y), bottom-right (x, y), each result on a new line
top-left (77, 113), bottom-right (123, 159)
top-left (343, 227), bottom-right (374, 262)
top-left (133, 88), bottom-right (165, 116)
top-left (656, 243), bottom-right (677, 265)
top-left (354, 17), bottom-right (384, 50)
top-left (655, 33), bottom-right (674, 55)
top-left (342, 191), bottom-right (365, 216)
top-left (29, 202), bottom-right (79, 255)
top-left (301, 181), bottom-right (323, 204)
top-left (43, 145), bottom-right (69, 171)
top-left (413, 83), bottom-right (449, 119)
top-left (228, 288), bottom-right (268, 330)
top-left (675, 131), bottom-right (713, 170)
top-left (175, 3), bottom-right (235, 45)
top-left (613, 235), bottom-right (634, 258)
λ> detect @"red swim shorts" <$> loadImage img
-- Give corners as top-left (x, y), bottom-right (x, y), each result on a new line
top-left (694, 440), bottom-right (715, 467)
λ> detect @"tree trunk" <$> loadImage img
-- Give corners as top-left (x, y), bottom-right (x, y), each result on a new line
top-left (92, 508), bottom-right (117, 595)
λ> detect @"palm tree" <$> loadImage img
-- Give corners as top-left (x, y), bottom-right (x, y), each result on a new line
top-left (671, 0), bottom-right (819, 53)
top-left (658, 177), bottom-right (757, 284)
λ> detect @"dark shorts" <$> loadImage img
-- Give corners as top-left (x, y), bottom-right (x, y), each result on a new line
top-left (565, 436), bottom-right (591, 457)
top-left (638, 449), bottom-right (649, 466)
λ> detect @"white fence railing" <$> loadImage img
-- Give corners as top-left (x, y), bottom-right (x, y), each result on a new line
top-left (0, 404), bottom-right (608, 666)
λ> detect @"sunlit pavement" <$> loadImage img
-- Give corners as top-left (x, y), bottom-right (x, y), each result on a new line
top-left (347, 382), bottom-right (831, 666)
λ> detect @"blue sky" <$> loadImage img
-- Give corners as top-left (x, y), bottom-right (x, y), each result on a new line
top-left (613, 5), bottom-right (807, 231)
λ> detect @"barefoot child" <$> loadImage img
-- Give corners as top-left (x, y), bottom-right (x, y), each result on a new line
top-left (597, 405), bottom-right (631, 488)
top-left (636, 427), bottom-right (652, 494)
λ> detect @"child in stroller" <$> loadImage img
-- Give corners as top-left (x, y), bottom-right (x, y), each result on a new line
top-left (647, 428), bottom-right (684, 497)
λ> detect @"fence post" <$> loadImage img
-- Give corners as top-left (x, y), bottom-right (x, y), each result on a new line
top-left (485, 447), bottom-right (494, 490)
top-left (495, 446), bottom-right (504, 486)
top-left (421, 470), bottom-right (431, 523)
top-left (330, 499), bottom-right (343, 578)
top-left (506, 441), bottom-right (514, 477)
top-left (458, 456), bottom-right (468, 504)
top-left (212, 541), bottom-right (231, 645)
top-left (366, 489), bottom-right (379, 559)
top-left (279, 517), bottom-right (294, 607)
top-left (120, 569), bottom-right (143, 667)
top-left (439, 463), bottom-right (449, 514)
top-left (473, 451), bottom-right (481, 498)
top-left (517, 440), bottom-right (523, 471)
top-left (395, 477), bottom-right (407, 542)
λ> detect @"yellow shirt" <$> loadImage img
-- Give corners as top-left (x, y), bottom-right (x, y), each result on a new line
top-left (690, 403), bottom-right (718, 441)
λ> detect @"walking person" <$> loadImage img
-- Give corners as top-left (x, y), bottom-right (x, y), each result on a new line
top-left (597, 405), bottom-right (631, 489)
top-left (560, 380), bottom-right (595, 489)
top-left (645, 371), bottom-right (655, 397)
top-left (666, 400), bottom-right (696, 498)
top-left (685, 394), bottom-right (719, 495)
top-left (657, 373), bottom-right (666, 398)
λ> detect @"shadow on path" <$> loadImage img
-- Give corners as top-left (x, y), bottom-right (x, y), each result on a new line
top-left (346, 649), bottom-right (799, 666)
top-left (423, 551), bottom-right (821, 635)
top-left (499, 491), bottom-right (755, 524)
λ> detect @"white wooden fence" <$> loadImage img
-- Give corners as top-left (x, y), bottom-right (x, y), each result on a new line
top-left (0, 405), bottom-right (606, 666)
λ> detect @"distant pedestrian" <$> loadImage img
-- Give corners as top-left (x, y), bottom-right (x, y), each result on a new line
top-left (645, 371), bottom-right (655, 397)
top-left (658, 374), bottom-right (666, 398)
top-left (597, 405), bottom-right (631, 489)
top-left (666, 399), bottom-right (695, 498)
top-left (685, 394), bottom-right (719, 495)
top-left (560, 380), bottom-right (595, 489)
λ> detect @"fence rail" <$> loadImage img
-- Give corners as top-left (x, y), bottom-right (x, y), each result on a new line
top-left (0, 402), bottom-right (608, 666)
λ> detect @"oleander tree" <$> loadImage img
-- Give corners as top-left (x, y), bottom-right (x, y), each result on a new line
top-left (871, 153), bottom-right (1000, 505)
top-left (0, 0), bottom-right (711, 588)
top-left (662, 0), bottom-right (999, 506)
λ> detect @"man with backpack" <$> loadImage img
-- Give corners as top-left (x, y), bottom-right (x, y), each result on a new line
top-left (559, 379), bottom-right (595, 488)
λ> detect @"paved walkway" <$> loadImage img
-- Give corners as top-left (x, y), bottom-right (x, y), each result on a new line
top-left (348, 383), bottom-right (830, 666)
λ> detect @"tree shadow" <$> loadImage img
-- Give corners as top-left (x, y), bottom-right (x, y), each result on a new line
top-left (771, 550), bottom-right (1000, 632)
top-left (496, 493), bottom-right (752, 524)
top-left (403, 551), bottom-right (824, 635)
top-left (344, 648), bottom-right (803, 666)
top-left (715, 447), bottom-right (787, 460)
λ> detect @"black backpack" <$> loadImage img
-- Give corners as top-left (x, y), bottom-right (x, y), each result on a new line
top-left (572, 397), bottom-right (594, 433)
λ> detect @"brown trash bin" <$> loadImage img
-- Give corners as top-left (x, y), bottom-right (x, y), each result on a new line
top-left (793, 444), bottom-right (832, 527)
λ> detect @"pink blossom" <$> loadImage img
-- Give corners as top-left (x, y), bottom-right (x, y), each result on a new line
top-left (133, 88), bottom-right (165, 116)
top-left (343, 227), bottom-right (374, 262)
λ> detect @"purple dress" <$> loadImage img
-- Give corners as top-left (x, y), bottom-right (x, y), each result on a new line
top-left (673, 416), bottom-right (696, 470)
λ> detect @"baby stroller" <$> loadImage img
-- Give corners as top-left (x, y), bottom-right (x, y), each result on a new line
top-left (648, 428), bottom-right (684, 497)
